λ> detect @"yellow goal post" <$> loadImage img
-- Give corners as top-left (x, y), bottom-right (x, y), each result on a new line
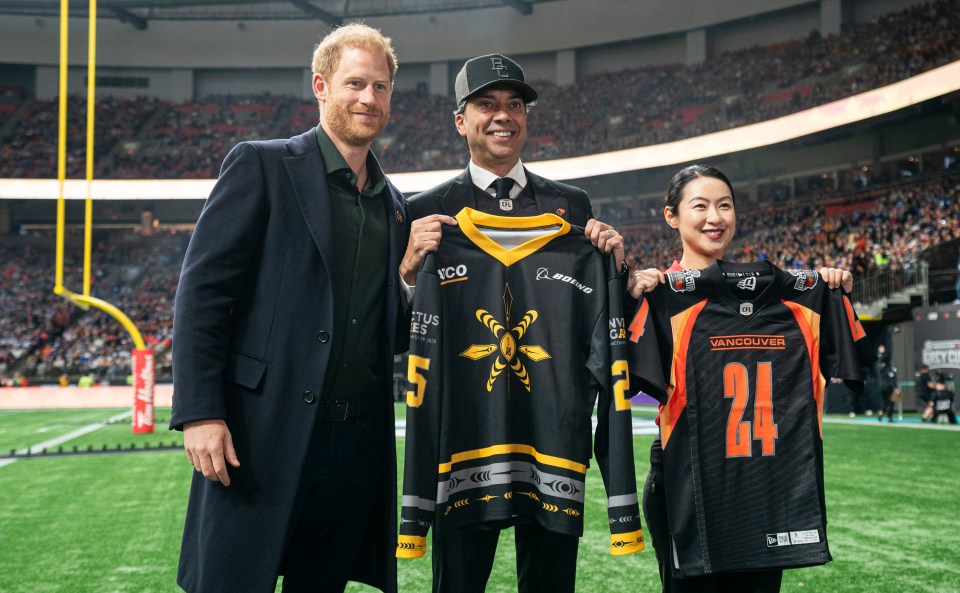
top-left (54, 0), bottom-right (155, 433)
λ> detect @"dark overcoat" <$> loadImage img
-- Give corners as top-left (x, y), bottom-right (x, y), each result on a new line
top-left (171, 129), bottom-right (408, 593)
top-left (406, 167), bottom-right (594, 225)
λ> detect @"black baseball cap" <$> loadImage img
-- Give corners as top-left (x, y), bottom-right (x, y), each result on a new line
top-left (454, 54), bottom-right (538, 111)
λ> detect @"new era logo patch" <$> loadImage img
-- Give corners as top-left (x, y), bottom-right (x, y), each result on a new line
top-left (766, 533), bottom-right (791, 547)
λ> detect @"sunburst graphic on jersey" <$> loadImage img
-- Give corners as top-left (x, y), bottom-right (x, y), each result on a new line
top-left (460, 284), bottom-right (551, 392)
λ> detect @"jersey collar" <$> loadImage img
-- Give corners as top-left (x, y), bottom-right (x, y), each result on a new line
top-left (455, 207), bottom-right (570, 267)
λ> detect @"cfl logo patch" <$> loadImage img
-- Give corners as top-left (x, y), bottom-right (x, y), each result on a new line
top-left (490, 57), bottom-right (510, 78)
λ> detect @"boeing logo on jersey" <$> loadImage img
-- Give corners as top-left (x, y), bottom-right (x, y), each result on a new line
top-left (787, 269), bottom-right (818, 291)
top-left (737, 277), bottom-right (757, 291)
top-left (666, 269), bottom-right (700, 293)
top-left (536, 267), bottom-right (593, 293)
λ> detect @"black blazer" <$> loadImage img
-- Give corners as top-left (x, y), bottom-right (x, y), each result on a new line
top-left (407, 167), bottom-right (595, 226)
top-left (171, 129), bottom-right (407, 593)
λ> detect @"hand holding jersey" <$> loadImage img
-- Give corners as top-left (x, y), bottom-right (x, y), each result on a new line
top-left (399, 53), bottom-right (637, 593)
top-left (402, 215), bottom-right (623, 289)
top-left (628, 260), bottom-right (875, 577)
top-left (400, 214), bottom-right (458, 286)
top-left (400, 52), bottom-right (624, 292)
top-left (627, 267), bottom-right (852, 301)
top-left (634, 165), bottom-right (862, 593)
top-left (397, 208), bottom-right (644, 563)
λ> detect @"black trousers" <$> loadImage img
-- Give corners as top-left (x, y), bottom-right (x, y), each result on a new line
top-left (279, 400), bottom-right (391, 593)
top-left (667, 571), bottom-right (783, 593)
top-left (432, 522), bottom-right (579, 593)
top-left (643, 437), bottom-right (782, 593)
top-left (642, 437), bottom-right (672, 591)
top-left (880, 387), bottom-right (896, 421)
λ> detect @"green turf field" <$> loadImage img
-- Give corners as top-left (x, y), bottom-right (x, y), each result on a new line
top-left (0, 406), bottom-right (957, 592)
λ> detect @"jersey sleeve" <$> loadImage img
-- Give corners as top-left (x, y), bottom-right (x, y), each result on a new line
top-left (591, 258), bottom-right (645, 556)
top-left (625, 287), bottom-right (669, 404)
top-left (397, 260), bottom-right (443, 560)
top-left (819, 289), bottom-right (876, 390)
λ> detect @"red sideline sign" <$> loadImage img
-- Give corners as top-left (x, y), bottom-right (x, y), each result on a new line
top-left (132, 348), bottom-right (155, 434)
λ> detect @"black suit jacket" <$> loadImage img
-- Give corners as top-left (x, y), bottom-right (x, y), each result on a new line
top-left (171, 129), bottom-right (407, 593)
top-left (407, 167), bottom-right (594, 226)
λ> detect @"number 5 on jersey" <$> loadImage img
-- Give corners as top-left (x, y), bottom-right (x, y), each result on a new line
top-left (407, 355), bottom-right (431, 407)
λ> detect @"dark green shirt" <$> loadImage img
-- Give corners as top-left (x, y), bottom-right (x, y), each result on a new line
top-left (315, 125), bottom-right (390, 398)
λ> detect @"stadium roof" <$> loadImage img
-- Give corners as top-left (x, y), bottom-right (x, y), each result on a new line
top-left (0, 0), bottom-right (557, 29)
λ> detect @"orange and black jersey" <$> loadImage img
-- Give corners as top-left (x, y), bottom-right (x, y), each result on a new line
top-left (396, 208), bottom-right (643, 560)
top-left (628, 260), bottom-right (874, 576)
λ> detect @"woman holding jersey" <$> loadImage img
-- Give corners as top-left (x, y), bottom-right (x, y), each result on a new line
top-left (628, 164), bottom-right (852, 593)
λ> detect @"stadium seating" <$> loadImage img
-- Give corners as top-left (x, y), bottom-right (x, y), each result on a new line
top-left (1, 172), bottom-right (958, 384)
top-left (1, 0), bottom-right (957, 178)
top-left (0, 233), bottom-right (185, 385)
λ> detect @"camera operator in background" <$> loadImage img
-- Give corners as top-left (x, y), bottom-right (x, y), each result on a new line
top-left (915, 364), bottom-right (936, 422)
top-left (877, 345), bottom-right (899, 423)
top-left (930, 373), bottom-right (958, 424)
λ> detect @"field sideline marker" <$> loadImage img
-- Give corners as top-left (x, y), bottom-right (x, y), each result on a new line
top-left (0, 410), bottom-right (131, 469)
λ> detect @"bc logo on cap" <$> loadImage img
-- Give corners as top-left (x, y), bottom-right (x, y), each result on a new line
top-left (490, 57), bottom-right (510, 78)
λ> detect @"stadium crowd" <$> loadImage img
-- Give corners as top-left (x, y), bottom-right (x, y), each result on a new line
top-left (0, 0), bottom-right (957, 178)
top-left (623, 171), bottom-right (960, 287)
top-left (0, 233), bottom-right (185, 386)
top-left (1, 171), bottom-right (958, 385)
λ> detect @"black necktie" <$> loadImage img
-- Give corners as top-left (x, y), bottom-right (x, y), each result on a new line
top-left (492, 177), bottom-right (515, 202)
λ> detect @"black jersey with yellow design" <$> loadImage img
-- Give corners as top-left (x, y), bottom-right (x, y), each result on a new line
top-left (628, 260), bottom-right (874, 576)
top-left (397, 207), bottom-right (643, 559)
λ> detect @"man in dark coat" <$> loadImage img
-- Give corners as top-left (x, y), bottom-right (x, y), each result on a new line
top-left (397, 53), bottom-right (629, 593)
top-left (171, 24), bottom-right (407, 593)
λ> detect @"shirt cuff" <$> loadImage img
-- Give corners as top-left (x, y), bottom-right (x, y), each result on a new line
top-left (400, 274), bottom-right (416, 304)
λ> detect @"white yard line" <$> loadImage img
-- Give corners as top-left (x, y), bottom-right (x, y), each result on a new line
top-left (823, 416), bottom-right (960, 430)
top-left (0, 410), bottom-right (132, 469)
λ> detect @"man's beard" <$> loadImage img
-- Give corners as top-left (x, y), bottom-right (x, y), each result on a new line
top-left (324, 100), bottom-right (388, 147)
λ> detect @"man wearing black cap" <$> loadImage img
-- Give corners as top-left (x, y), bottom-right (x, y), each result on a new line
top-left (398, 54), bottom-right (630, 593)
top-left (400, 53), bottom-right (626, 286)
